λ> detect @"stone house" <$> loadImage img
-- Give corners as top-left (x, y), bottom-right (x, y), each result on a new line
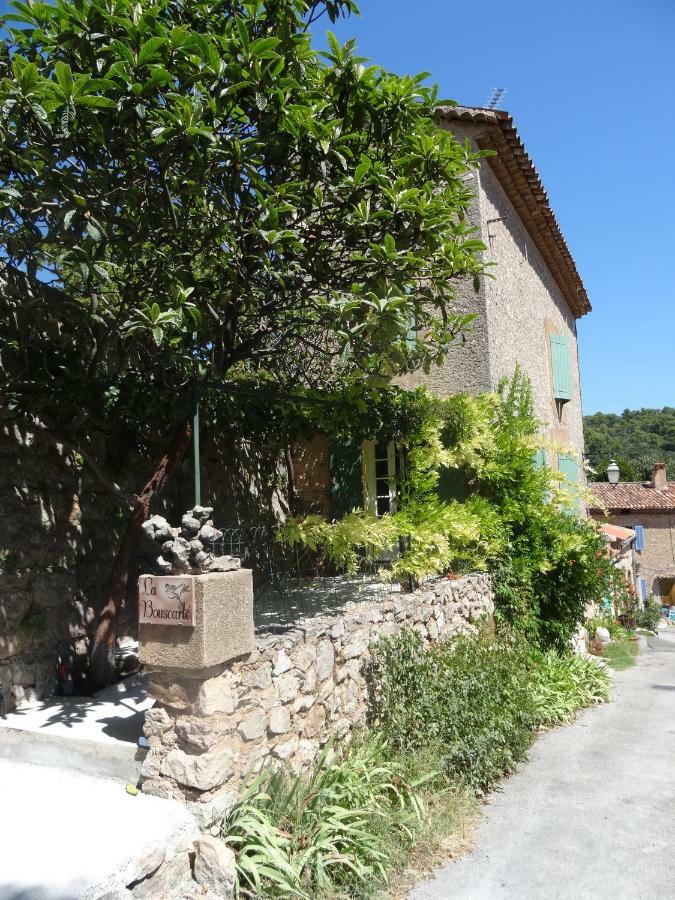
top-left (293, 106), bottom-right (591, 518)
top-left (597, 522), bottom-right (637, 599)
top-left (589, 464), bottom-right (675, 604)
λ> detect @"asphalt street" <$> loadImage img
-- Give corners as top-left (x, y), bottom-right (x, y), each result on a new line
top-left (410, 634), bottom-right (675, 900)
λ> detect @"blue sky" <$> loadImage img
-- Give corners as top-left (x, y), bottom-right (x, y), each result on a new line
top-left (2, 1), bottom-right (672, 414)
top-left (318, 0), bottom-right (675, 415)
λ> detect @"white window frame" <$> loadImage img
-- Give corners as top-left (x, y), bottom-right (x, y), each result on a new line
top-left (362, 440), bottom-right (398, 517)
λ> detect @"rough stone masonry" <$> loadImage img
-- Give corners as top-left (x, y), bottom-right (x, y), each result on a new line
top-left (139, 572), bottom-right (493, 824)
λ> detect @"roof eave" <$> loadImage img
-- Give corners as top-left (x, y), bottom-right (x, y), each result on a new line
top-left (436, 105), bottom-right (591, 320)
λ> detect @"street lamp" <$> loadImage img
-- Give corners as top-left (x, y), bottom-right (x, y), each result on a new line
top-left (607, 459), bottom-right (620, 486)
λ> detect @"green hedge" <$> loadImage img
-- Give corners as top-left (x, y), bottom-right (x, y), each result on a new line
top-left (368, 628), bottom-right (536, 792)
top-left (368, 629), bottom-right (612, 792)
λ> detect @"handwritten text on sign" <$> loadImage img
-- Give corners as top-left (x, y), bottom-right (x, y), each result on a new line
top-left (139, 575), bottom-right (195, 626)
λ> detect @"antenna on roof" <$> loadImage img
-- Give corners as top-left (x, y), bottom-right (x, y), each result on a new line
top-left (486, 87), bottom-right (507, 110)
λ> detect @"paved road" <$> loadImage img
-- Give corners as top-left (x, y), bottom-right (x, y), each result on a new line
top-left (410, 635), bottom-right (675, 900)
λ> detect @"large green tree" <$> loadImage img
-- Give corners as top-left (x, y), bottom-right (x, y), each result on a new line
top-left (585, 408), bottom-right (675, 481)
top-left (0, 0), bottom-right (487, 686)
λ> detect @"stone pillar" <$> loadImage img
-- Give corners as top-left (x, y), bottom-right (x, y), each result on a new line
top-left (138, 570), bottom-right (255, 818)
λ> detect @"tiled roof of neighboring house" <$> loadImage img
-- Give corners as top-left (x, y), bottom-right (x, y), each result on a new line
top-left (588, 481), bottom-right (675, 512)
top-left (436, 106), bottom-right (591, 319)
top-left (598, 523), bottom-right (636, 542)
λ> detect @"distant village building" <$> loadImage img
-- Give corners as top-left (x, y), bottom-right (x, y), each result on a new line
top-left (589, 464), bottom-right (675, 604)
top-left (296, 107), bottom-right (592, 517)
top-left (597, 522), bottom-right (637, 597)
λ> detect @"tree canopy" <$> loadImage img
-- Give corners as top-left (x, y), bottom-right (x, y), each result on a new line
top-left (585, 407), bottom-right (675, 482)
top-left (1, 0), bottom-right (486, 441)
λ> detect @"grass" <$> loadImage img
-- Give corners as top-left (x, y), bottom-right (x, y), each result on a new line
top-left (602, 635), bottom-right (639, 670)
top-left (377, 777), bottom-right (478, 900)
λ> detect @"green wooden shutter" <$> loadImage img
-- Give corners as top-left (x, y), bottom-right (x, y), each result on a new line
top-left (557, 452), bottom-right (580, 515)
top-left (558, 453), bottom-right (579, 483)
top-left (330, 440), bottom-right (363, 520)
top-left (437, 467), bottom-right (469, 502)
top-left (550, 333), bottom-right (573, 401)
top-left (533, 449), bottom-right (546, 469)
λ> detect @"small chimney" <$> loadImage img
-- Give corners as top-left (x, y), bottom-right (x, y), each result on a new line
top-left (652, 463), bottom-right (667, 491)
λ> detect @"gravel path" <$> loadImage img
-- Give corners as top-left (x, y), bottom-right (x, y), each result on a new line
top-left (410, 634), bottom-right (675, 900)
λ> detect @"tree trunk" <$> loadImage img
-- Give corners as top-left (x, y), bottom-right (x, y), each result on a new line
top-left (88, 420), bottom-right (193, 692)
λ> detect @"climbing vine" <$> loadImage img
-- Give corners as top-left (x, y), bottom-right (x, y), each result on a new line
top-left (280, 369), bottom-right (615, 649)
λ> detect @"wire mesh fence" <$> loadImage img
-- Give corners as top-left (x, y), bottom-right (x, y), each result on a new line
top-left (212, 525), bottom-right (401, 634)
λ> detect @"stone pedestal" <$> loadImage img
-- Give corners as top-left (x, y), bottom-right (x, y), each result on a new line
top-left (139, 570), bottom-right (255, 812)
top-left (140, 570), bottom-right (255, 671)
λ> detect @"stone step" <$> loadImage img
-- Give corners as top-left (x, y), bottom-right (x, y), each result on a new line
top-left (0, 719), bottom-right (146, 782)
top-left (0, 758), bottom-right (198, 899)
top-left (0, 672), bottom-right (153, 782)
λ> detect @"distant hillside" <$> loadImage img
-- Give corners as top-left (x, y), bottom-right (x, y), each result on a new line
top-left (584, 407), bottom-right (675, 482)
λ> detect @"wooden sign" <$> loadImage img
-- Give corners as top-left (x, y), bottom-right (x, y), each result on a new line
top-left (139, 575), bottom-right (195, 626)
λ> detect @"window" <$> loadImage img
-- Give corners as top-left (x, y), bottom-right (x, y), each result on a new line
top-left (362, 440), bottom-right (400, 517)
top-left (639, 577), bottom-right (648, 601)
top-left (634, 525), bottom-right (645, 551)
top-left (550, 333), bottom-right (573, 402)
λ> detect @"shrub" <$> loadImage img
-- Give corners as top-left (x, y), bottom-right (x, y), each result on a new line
top-left (636, 599), bottom-right (661, 631)
top-left (530, 651), bottom-right (611, 727)
top-left (222, 633), bottom-right (614, 897)
top-left (220, 737), bottom-right (427, 898)
top-left (586, 615), bottom-right (624, 640)
top-left (368, 629), bottom-right (536, 792)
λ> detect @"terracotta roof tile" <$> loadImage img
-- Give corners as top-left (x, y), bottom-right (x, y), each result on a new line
top-left (598, 523), bottom-right (636, 541)
top-left (436, 105), bottom-right (591, 319)
top-left (588, 481), bottom-right (675, 512)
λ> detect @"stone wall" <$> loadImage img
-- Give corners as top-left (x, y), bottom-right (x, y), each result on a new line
top-left (400, 118), bottom-right (587, 471)
top-left (477, 156), bottom-right (586, 466)
top-left (139, 572), bottom-right (493, 822)
top-left (0, 422), bottom-right (287, 711)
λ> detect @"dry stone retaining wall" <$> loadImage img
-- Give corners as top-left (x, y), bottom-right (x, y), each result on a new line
top-left (140, 573), bottom-right (493, 820)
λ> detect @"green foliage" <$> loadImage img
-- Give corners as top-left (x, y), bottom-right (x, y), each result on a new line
top-left (220, 737), bottom-right (427, 898)
top-left (281, 510), bottom-right (400, 575)
top-left (282, 369), bottom-right (613, 647)
top-left (584, 408), bottom-right (675, 481)
top-left (369, 629), bottom-right (613, 793)
top-left (1, 0), bottom-right (487, 454)
top-left (530, 650), bottom-right (611, 726)
top-left (586, 615), bottom-right (625, 640)
top-left (636, 599), bottom-right (661, 631)
top-left (221, 629), bottom-right (613, 897)
top-left (369, 629), bottom-right (536, 792)
top-left (446, 371), bottom-right (614, 649)
top-left (280, 495), bottom-right (504, 584)
top-left (205, 380), bottom-right (438, 448)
